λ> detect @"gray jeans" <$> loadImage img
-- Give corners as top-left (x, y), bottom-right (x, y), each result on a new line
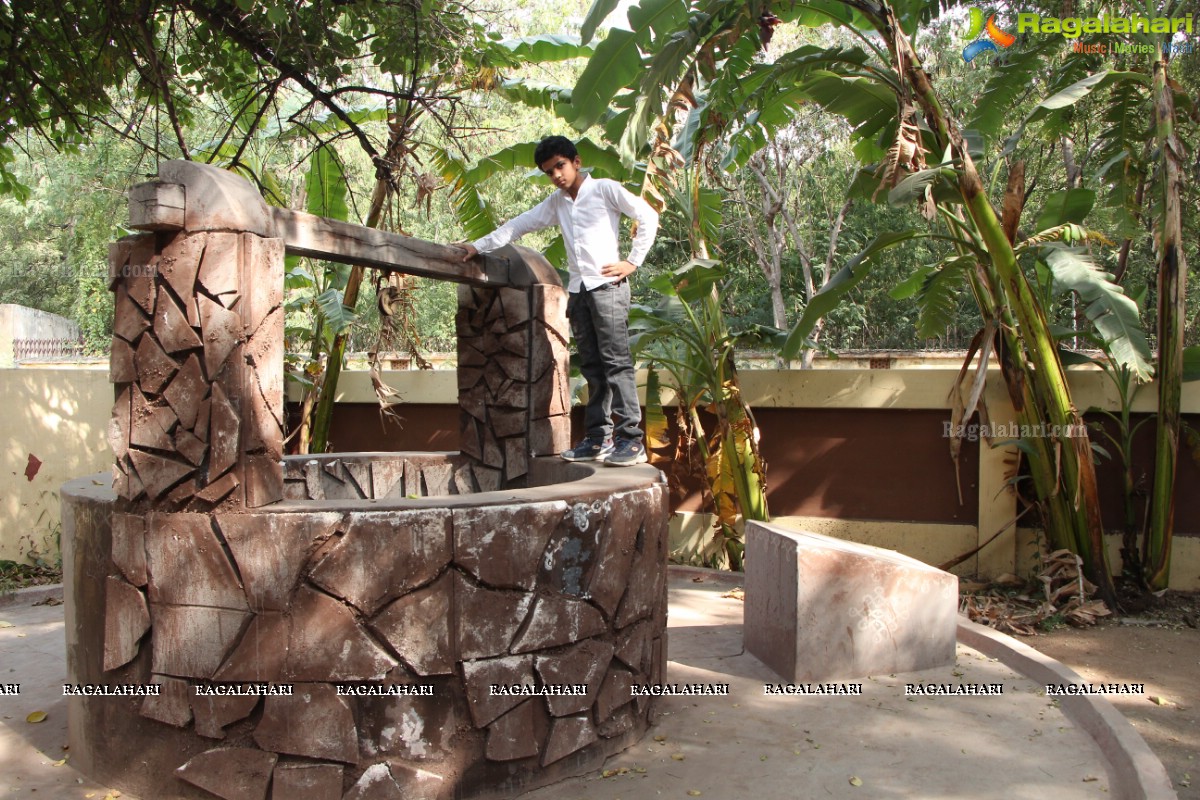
top-left (567, 281), bottom-right (642, 442)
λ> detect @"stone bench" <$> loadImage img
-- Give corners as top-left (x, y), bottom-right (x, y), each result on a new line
top-left (744, 521), bottom-right (957, 682)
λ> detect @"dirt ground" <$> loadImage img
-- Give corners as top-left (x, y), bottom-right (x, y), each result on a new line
top-left (1023, 595), bottom-right (1200, 799)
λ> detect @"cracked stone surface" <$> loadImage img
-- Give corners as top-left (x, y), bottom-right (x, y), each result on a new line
top-left (150, 604), bottom-right (251, 679)
top-left (462, 655), bottom-right (535, 728)
top-left (455, 573), bottom-right (532, 660)
top-left (486, 700), bottom-right (538, 761)
top-left (370, 571), bottom-right (453, 676)
top-left (176, 747), bottom-right (277, 800)
top-left (270, 763), bottom-right (343, 800)
top-left (309, 510), bottom-right (451, 615)
top-left (218, 512), bottom-right (341, 611)
top-left (357, 688), bottom-right (461, 762)
top-left (253, 684), bottom-right (359, 764)
top-left (192, 689), bottom-right (259, 739)
top-left (285, 585), bottom-right (398, 682)
top-left (452, 503), bottom-right (564, 590)
top-left (103, 576), bottom-right (150, 671)
top-left (111, 513), bottom-right (148, 587)
top-left (534, 639), bottom-right (613, 716)
top-left (144, 512), bottom-right (247, 610)
top-left (541, 715), bottom-right (598, 767)
top-left (139, 675), bottom-right (193, 728)
top-left (510, 596), bottom-right (606, 654)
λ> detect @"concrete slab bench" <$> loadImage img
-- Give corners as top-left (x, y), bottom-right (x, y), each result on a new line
top-left (744, 521), bottom-right (957, 682)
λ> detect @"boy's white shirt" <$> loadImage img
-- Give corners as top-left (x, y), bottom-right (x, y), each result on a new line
top-left (469, 174), bottom-right (659, 293)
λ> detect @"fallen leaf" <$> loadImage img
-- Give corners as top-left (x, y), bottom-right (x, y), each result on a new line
top-left (26, 710), bottom-right (47, 723)
top-left (849, 777), bottom-right (863, 787)
top-left (688, 792), bottom-right (702, 797)
top-left (759, 755), bottom-right (768, 762)
top-left (1148, 696), bottom-right (1170, 707)
top-left (1082, 776), bottom-right (1099, 782)
top-left (671, 753), bottom-right (686, 761)
top-left (653, 735), bottom-right (667, 743)
top-left (52, 757), bottom-right (67, 767)
top-left (0, 621), bottom-right (14, 628)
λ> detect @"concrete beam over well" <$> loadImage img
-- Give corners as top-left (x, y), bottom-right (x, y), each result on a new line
top-left (270, 206), bottom-right (504, 286)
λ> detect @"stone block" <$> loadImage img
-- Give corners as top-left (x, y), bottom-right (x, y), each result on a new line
top-left (127, 450), bottom-right (194, 501)
top-left (343, 763), bottom-right (403, 800)
top-left (157, 230), bottom-right (206, 300)
top-left (357, 687), bottom-right (461, 762)
top-left (615, 494), bottom-right (669, 629)
top-left (493, 379), bottom-right (529, 410)
top-left (128, 180), bottom-right (186, 230)
top-left (113, 283), bottom-right (151, 343)
top-left (140, 675), bottom-right (193, 727)
top-left (109, 386), bottom-right (131, 461)
top-left (459, 414), bottom-right (483, 461)
top-left (309, 510), bottom-right (450, 615)
top-left (150, 605), bottom-right (251, 679)
top-left (529, 415), bottom-right (570, 456)
top-left (192, 689), bottom-right (259, 739)
top-left (135, 332), bottom-right (178, 395)
top-left (208, 382), bottom-right (241, 480)
top-left (103, 576), bottom-right (150, 671)
top-left (158, 160), bottom-right (276, 237)
top-left (371, 458), bottom-right (405, 498)
top-left (454, 572), bottom-right (532, 660)
top-left (110, 336), bottom-right (136, 384)
top-left (196, 471), bottom-right (240, 505)
top-left (743, 522), bottom-right (958, 682)
top-left (511, 596), bottom-right (606, 654)
top-left (499, 329), bottom-right (528, 356)
top-left (253, 684), bottom-right (358, 763)
top-left (240, 234), bottom-right (284, 331)
top-left (498, 287), bottom-right (531, 326)
top-left (285, 585), bottom-right (398, 681)
top-left (534, 639), bottom-right (613, 716)
top-left (481, 427), bottom-right (503, 468)
top-left (541, 715), bottom-right (597, 767)
top-left (218, 511), bottom-right (341, 611)
top-left (176, 746), bottom-right (277, 800)
top-left (389, 763), bottom-right (446, 800)
top-left (176, 429), bottom-right (207, 465)
top-left (154, 286), bottom-right (203, 353)
top-left (462, 655), bottom-right (534, 727)
top-left (198, 231), bottom-right (242, 300)
top-left (597, 704), bottom-right (636, 738)
top-left (271, 764), bottom-right (343, 800)
top-left (371, 571), bottom-right (453, 676)
top-left (452, 502), bottom-right (564, 590)
top-left (198, 293), bottom-right (242, 377)
top-left (343, 459), bottom-right (372, 497)
top-left (486, 700), bottom-right (538, 761)
top-left (595, 665), bottom-right (635, 723)
top-left (504, 438), bottom-right (528, 482)
top-left (145, 512), bottom-right (248, 609)
top-left (243, 453), bottom-right (284, 508)
top-left (473, 465), bottom-right (502, 493)
top-left (489, 408), bottom-right (526, 439)
top-left (111, 513), bottom-right (148, 587)
top-left (420, 462), bottom-right (454, 497)
top-left (614, 620), bottom-right (651, 672)
top-left (130, 386), bottom-right (178, 451)
top-left (495, 353), bottom-right (528, 383)
top-left (590, 487), bottom-right (659, 617)
top-left (539, 501), bottom-right (608, 598)
top-left (213, 612), bottom-right (287, 682)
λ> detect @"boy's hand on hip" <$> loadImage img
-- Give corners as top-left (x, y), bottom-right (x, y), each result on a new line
top-left (601, 260), bottom-right (637, 280)
top-left (455, 242), bottom-right (479, 262)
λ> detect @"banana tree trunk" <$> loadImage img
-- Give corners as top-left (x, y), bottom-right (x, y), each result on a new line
top-left (1146, 58), bottom-right (1187, 590)
top-left (307, 179), bottom-right (389, 453)
top-left (885, 13), bottom-right (1116, 607)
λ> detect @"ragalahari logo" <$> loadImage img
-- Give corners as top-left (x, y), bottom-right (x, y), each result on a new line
top-left (962, 7), bottom-right (1017, 61)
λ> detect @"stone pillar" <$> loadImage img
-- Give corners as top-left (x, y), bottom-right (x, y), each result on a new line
top-left (108, 161), bottom-right (285, 512)
top-left (456, 245), bottom-right (571, 489)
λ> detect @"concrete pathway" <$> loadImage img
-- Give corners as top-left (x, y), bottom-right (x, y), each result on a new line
top-left (0, 571), bottom-right (1164, 800)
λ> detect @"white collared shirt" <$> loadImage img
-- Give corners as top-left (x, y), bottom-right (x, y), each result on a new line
top-left (470, 175), bottom-right (659, 293)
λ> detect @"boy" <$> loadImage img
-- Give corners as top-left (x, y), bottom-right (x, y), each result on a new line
top-left (457, 136), bottom-right (658, 466)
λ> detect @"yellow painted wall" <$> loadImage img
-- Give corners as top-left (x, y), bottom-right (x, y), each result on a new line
top-left (8, 365), bottom-right (1200, 589)
top-left (0, 367), bottom-right (113, 563)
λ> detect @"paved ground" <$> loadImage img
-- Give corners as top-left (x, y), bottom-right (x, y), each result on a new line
top-left (0, 572), bottom-right (1142, 800)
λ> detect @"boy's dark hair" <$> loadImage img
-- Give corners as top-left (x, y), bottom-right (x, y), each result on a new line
top-left (534, 135), bottom-right (577, 166)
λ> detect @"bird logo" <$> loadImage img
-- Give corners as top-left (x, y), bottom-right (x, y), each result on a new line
top-left (962, 8), bottom-right (1017, 61)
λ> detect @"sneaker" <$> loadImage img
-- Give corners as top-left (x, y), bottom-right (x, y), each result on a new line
top-left (606, 438), bottom-right (647, 466)
top-left (561, 436), bottom-right (614, 462)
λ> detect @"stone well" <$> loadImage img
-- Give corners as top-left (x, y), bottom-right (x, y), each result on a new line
top-left (63, 161), bottom-right (669, 800)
